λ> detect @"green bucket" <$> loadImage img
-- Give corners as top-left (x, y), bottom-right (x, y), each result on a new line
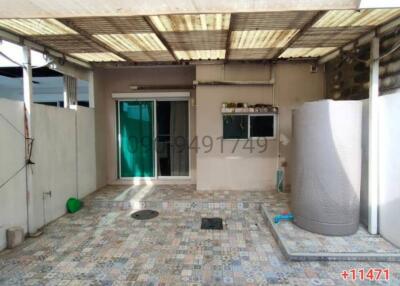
top-left (66, 197), bottom-right (82, 213)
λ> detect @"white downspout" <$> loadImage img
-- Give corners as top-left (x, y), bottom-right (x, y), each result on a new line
top-left (368, 37), bottom-right (380, 235)
top-left (22, 46), bottom-right (36, 234)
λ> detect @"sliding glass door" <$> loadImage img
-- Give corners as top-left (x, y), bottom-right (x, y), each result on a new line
top-left (156, 101), bottom-right (189, 177)
top-left (118, 99), bottom-right (189, 178)
top-left (119, 101), bottom-right (154, 177)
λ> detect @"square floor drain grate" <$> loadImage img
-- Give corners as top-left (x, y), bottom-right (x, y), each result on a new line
top-left (201, 217), bottom-right (223, 230)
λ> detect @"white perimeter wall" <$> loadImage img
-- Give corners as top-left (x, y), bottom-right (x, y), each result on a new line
top-left (32, 104), bottom-right (77, 230)
top-left (378, 91), bottom-right (400, 247)
top-left (77, 107), bottom-right (97, 197)
top-left (359, 92), bottom-right (400, 247)
top-left (0, 99), bottom-right (26, 250)
top-left (31, 104), bottom-right (97, 231)
top-left (0, 100), bottom-right (96, 249)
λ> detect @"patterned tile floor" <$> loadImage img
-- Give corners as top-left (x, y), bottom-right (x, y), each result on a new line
top-left (0, 185), bottom-right (399, 285)
top-left (84, 185), bottom-right (268, 210)
top-left (261, 192), bottom-right (400, 262)
top-left (84, 185), bottom-right (268, 203)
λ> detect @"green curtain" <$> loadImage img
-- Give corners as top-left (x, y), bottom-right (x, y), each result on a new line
top-left (119, 101), bottom-right (154, 177)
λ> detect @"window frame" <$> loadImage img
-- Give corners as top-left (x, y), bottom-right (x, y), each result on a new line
top-left (222, 113), bottom-right (277, 140)
top-left (222, 114), bottom-right (249, 140)
top-left (248, 113), bottom-right (276, 139)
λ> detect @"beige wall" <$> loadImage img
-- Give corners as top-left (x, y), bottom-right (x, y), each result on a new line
top-left (93, 66), bottom-right (196, 186)
top-left (93, 63), bottom-right (324, 190)
top-left (275, 63), bottom-right (326, 190)
top-left (196, 63), bottom-right (325, 191)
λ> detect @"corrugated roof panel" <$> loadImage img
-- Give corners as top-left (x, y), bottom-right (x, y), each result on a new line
top-left (162, 31), bottom-right (227, 50)
top-left (62, 17), bottom-right (153, 34)
top-left (0, 19), bottom-right (77, 35)
top-left (122, 51), bottom-right (175, 62)
top-left (232, 11), bottom-right (318, 30)
top-left (70, 52), bottom-right (125, 62)
top-left (229, 48), bottom-right (279, 60)
top-left (314, 9), bottom-right (400, 28)
top-left (32, 35), bottom-right (107, 53)
top-left (94, 34), bottom-right (166, 52)
top-left (292, 27), bottom-right (368, 48)
top-left (279, 47), bottom-right (336, 58)
top-left (174, 50), bottom-right (225, 60)
top-left (231, 30), bottom-right (298, 49)
top-left (149, 14), bottom-right (230, 31)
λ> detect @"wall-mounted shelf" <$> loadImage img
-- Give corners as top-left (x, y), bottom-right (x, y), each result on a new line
top-left (221, 107), bottom-right (279, 114)
top-left (194, 80), bottom-right (274, 86)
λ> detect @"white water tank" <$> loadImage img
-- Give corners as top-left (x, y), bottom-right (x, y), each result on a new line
top-left (291, 100), bottom-right (362, 235)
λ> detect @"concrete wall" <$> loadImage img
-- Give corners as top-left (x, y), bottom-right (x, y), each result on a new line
top-left (31, 104), bottom-right (97, 233)
top-left (77, 107), bottom-right (97, 198)
top-left (93, 63), bottom-right (324, 189)
top-left (0, 98), bottom-right (26, 250)
top-left (93, 66), bottom-right (196, 185)
top-left (378, 90), bottom-right (400, 247)
top-left (196, 83), bottom-right (276, 190)
top-left (0, 98), bottom-right (96, 250)
top-left (196, 64), bottom-right (275, 191)
top-left (275, 63), bottom-right (326, 188)
top-left (93, 70), bottom-right (108, 188)
top-left (352, 93), bottom-right (400, 247)
top-left (31, 104), bottom-right (77, 231)
top-left (196, 63), bottom-right (325, 190)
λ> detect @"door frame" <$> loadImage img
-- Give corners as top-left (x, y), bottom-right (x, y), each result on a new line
top-left (156, 97), bottom-right (191, 180)
top-left (116, 93), bottom-right (191, 180)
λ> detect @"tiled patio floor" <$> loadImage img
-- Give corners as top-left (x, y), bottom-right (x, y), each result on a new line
top-left (84, 185), bottom-right (268, 210)
top-left (84, 185), bottom-right (268, 202)
top-left (261, 192), bottom-right (400, 262)
top-left (0, 185), bottom-right (399, 285)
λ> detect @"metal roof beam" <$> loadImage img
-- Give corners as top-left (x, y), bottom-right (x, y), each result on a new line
top-left (224, 15), bottom-right (233, 63)
top-left (91, 57), bottom-right (318, 68)
top-left (57, 19), bottom-right (134, 63)
top-left (319, 15), bottom-right (400, 64)
top-left (143, 16), bottom-right (179, 62)
top-left (0, 27), bottom-right (91, 69)
top-left (274, 11), bottom-right (326, 59)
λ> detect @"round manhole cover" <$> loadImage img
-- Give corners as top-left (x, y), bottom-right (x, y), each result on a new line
top-left (131, 210), bottom-right (159, 220)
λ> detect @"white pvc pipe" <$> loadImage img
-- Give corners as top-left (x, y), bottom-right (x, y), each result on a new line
top-left (368, 37), bottom-right (380, 235)
top-left (22, 46), bottom-right (36, 235)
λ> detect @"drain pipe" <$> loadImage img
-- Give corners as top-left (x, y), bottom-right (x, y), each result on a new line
top-left (271, 64), bottom-right (281, 189)
top-left (368, 37), bottom-right (380, 235)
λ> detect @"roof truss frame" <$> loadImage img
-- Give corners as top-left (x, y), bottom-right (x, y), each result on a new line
top-left (57, 19), bottom-right (134, 63)
top-left (274, 11), bottom-right (327, 58)
top-left (143, 16), bottom-right (179, 62)
top-left (0, 9), bottom-right (399, 66)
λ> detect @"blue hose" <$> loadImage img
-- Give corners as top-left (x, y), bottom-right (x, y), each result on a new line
top-left (274, 213), bottom-right (294, 224)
